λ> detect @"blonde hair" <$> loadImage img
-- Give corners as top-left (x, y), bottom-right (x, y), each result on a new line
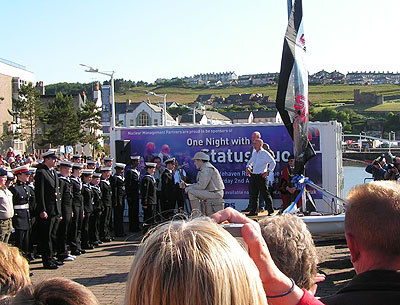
top-left (0, 242), bottom-right (30, 297)
top-left (12, 278), bottom-right (99, 305)
top-left (345, 181), bottom-right (400, 256)
top-left (125, 217), bottom-right (267, 305)
top-left (259, 214), bottom-right (317, 290)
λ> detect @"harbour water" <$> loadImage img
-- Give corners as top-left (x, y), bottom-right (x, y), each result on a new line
top-left (343, 165), bottom-right (372, 197)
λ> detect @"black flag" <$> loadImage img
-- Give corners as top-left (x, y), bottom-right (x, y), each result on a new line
top-left (276, 0), bottom-right (316, 173)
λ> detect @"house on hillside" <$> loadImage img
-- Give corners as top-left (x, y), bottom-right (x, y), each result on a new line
top-left (118, 100), bottom-right (177, 127)
top-left (179, 110), bottom-right (231, 125)
top-left (196, 94), bottom-right (215, 104)
top-left (238, 75), bottom-right (252, 86)
top-left (252, 110), bottom-right (282, 123)
top-left (219, 111), bottom-right (253, 124)
top-left (226, 94), bottom-right (242, 104)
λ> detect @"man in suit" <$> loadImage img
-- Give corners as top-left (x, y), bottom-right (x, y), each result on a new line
top-left (112, 163), bottom-right (126, 237)
top-left (141, 162), bottom-right (157, 232)
top-left (69, 163), bottom-right (84, 256)
top-left (34, 149), bottom-right (62, 269)
top-left (125, 156), bottom-right (140, 232)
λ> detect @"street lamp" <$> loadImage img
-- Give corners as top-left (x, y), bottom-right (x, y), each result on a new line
top-left (80, 64), bottom-right (116, 162)
top-left (359, 131), bottom-right (366, 152)
top-left (389, 131), bottom-right (396, 154)
top-left (146, 91), bottom-right (167, 126)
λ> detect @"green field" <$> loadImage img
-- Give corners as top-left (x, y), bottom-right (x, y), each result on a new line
top-left (114, 84), bottom-right (400, 112)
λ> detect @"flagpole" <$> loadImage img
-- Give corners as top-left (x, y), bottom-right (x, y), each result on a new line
top-left (287, 0), bottom-right (293, 20)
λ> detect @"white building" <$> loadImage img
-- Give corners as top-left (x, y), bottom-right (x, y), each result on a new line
top-left (118, 100), bottom-right (177, 127)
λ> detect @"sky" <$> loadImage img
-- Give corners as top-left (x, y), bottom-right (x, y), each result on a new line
top-left (2, 0), bottom-right (399, 85)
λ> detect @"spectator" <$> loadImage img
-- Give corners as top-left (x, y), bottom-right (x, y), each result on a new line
top-left (12, 278), bottom-right (99, 305)
top-left (259, 214), bottom-right (321, 292)
top-left (321, 181), bottom-right (400, 305)
top-left (0, 242), bottom-right (31, 304)
top-left (6, 148), bottom-right (15, 161)
top-left (0, 169), bottom-right (14, 243)
top-left (125, 217), bottom-right (268, 305)
top-left (365, 155), bottom-right (386, 181)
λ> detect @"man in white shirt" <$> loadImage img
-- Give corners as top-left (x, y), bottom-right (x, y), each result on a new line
top-left (246, 139), bottom-right (276, 216)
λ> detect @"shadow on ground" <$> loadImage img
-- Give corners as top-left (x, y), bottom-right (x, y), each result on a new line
top-left (72, 272), bottom-right (129, 287)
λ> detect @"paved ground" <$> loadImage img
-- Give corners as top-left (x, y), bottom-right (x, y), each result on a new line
top-left (30, 233), bottom-right (354, 305)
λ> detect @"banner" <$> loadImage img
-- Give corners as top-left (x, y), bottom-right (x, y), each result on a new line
top-left (120, 125), bottom-right (322, 201)
top-left (276, 0), bottom-right (316, 172)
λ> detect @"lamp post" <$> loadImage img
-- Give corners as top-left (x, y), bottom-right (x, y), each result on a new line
top-left (146, 91), bottom-right (167, 126)
top-left (80, 64), bottom-right (116, 162)
top-left (389, 131), bottom-right (396, 154)
top-left (359, 131), bottom-right (366, 152)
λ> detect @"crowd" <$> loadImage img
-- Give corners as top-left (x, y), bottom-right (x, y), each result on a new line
top-left (1, 143), bottom-right (400, 304)
top-left (365, 153), bottom-right (400, 182)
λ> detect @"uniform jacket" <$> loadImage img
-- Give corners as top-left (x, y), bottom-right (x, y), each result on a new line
top-left (70, 176), bottom-right (83, 208)
top-left (59, 175), bottom-right (73, 216)
top-left (141, 175), bottom-right (157, 206)
top-left (82, 183), bottom-right (94, 213)
top-left (112, 174), bottom-right (125, 207)
top-left (321, 269), bottom-right (400, 305)
top-left (187, 162), bottom-right (224, 192)
top-left (100, 178), bottom-right (112, 207)
top-left (90, 184), bottom-right (103, 212)
top-left (161, 169), bottom-right (175, 202)
top-left (125, 168), bottom-right (140, 198)
top-left (34, 163), bottom-right (61, 217)
top-left (9, 181), bottom-right (33, 230)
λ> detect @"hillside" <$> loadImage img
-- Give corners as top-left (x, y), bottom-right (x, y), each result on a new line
top-left (114, 84), bottom-right (400, 112)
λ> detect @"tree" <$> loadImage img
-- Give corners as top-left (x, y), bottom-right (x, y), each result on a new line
top-left (13, 83), bottom-right (44, 153)
top-left (79, 101), bottom-right (102, 155)
top-left (41, 93), bottom-right (81, 147)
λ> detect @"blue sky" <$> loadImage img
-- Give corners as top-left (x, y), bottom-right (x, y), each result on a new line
top-left (2, 0), bottom-right (399, 85)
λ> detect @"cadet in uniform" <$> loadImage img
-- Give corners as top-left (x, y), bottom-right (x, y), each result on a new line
top-left (112, 163), bottom-right (126, 237)
top-left (10, 165), bottom-right (35, 258)
top-left (99, 167), bottom-right (113, 242)
top-left (90, 172), bottom-right (103, 246)
top-left (0, 168), bottom-right (13, 244)
top-left (125, 156), bottom-right (140, 232)
top-left (141, 163), bottom-right (157, 232)
top-left (183, 151), bottom-right (225, 216)
top-left (57, 161), bottom-right (75, 262)
top-left (161, 158), bottom-right (175, 219)
top-left (81, 169), bottom-right (94, 249)
top-left (34, 149), bottom-right (62, 269)
top-left (69, 163), bottom-right (84, 256)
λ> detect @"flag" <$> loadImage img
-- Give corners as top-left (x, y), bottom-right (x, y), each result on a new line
top-left (276, 0), bottom-right (316, 173)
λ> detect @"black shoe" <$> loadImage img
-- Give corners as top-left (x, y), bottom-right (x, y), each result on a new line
top-left (247, 212), bottom-right (258, 217)
top-left (241, 208), bottom-right (250, 212)
top-left (71, 250), bottom-right (81, 256)
top-left (92, 242), bottom-right (99, 247)
top-left (82, 244), bottom-right (94, 250)
top-left (97, 240), bottom-right (103, 245)
top-left (80, 249), bottom-right (86, 254)
top-left (43, 262), bottom-right (58, 269)
top-left (51, 258), bottom-right (64, 266)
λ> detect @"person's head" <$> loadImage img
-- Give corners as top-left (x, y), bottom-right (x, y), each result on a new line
top-left (82, 170), bottom-right (93, 184)
top-left (42, 150), bottom-right (58, 169)
top-left (13, 165), bottom-right (31, 183)
top-left (72, 155), bottom-right (82, 164)
top-left (72, 164), bottom-right (83, 178)
top-left (131, 156), bottom-right (140, 168)
top-left (0, 242), bottom-right (30, 299)
top-left (254, 139), bottom-right (263, 151)
top-left (192, 151), bottom-right (209, 169)
top-left (145, 163), bottom-right (156, 175)
top-left (114, 163), bottom-right (125, 175)
top-left (86, 160), bottom-right (96, 170)
top-left (251, 131), bottom-right (261, 143)
top-left (125, 217), bottom-right (267, 305)
top-left (145, 142), bottom-right (155, 154)
top-left (165, 158), bottom-right (175, 171)
top-left (59, 161), bottom-right (72, 177)
top-left (345, 181), bottom-right (400, 273)
top-left (153, 156), bottom-right (161, 168)
top-left (101, 168), bottom-right (111, 179)
top-left (91, 173), bottom-right (101, 186)
top-left (259, 214), bottom-right (317, 290)
top-left (6, 172), bottom-right (14, 187)
top-left (0, 169), bottom-right (7, 187)
top-left (288, 155), bottom-right (295, 167)
top-left (161, 144), bottom-right (170, 154)
top-left (12, 277), bottom-right (99, 305)
top-left (103, 158), bottom-right (113, 168)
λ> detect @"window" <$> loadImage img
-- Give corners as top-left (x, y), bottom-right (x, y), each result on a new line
top-left (130, 119), bottom-right (135, 126)
top-left (137, 112), bottom-right (150, 126)
top-left (154, 119), bottom-right (158, 125)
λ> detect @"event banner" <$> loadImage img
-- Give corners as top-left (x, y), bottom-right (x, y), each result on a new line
top-left (120, 125), bottom-right (322, 200)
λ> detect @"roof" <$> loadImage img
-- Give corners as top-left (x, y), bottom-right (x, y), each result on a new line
top-left (252, 110), bottom-right (278, 118)
top-left (202, 111), bottom-right (231, 121)
top-left (180, 112), bottom-right (204, 123)
top-left (219, 111), bottom-right (252, 120)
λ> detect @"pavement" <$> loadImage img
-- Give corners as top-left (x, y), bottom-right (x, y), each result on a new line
top-left (30, 233), bottom-right (354, 305)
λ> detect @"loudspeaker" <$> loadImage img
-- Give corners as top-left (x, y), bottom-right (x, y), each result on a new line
top-left (115, 140), bottom-right (131, 164)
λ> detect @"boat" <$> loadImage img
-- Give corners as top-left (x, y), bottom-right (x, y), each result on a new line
top-left (300, 213), bottom-right (345, 235)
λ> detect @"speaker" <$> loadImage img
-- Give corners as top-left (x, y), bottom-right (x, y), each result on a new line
top-left (115, 140), bottom-right (131, 164)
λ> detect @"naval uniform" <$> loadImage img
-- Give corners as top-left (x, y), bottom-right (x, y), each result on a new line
top-left (69, 176), bottom-right (83, 253)
top-left (89, 183), bottom-right (102, 244)
top-left (141, 174), bottom-right (157, 227)
top-left (99, 177), bottom-right (112, 241)
top-left (161, 168), bottom-right (175, 218)
top-left (34, 163), bottom-right (62, 267)
top-left (10, 180), bottom-right (34, 254)
top-left (125, 167), bottom-right (140, 231)
top-left (112, 174), bottom-right (126, 237)
top-left (81, 183), bottom-right (94, 248)
top-left (57, 175), bottom-right (73, 260)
